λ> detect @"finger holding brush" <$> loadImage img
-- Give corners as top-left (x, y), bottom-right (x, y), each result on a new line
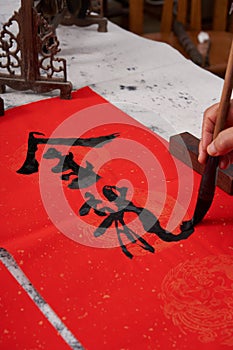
top-left (198, 99), bottom-right (233, 169)
top-left (181, 39), bottom-right (233, 230)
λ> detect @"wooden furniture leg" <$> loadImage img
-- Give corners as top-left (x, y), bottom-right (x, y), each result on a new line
top-left (60, 0), bottom-right (108, 32)
top-left (60, 10), bottom-right (108, 32)
top-left (129, 0), bottom-right (144, 34)
top-left (0, 97), bottom-right (4, 116)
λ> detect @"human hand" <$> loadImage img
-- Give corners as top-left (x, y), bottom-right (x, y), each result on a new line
top-left (198, 99), bottom-right (233, 169)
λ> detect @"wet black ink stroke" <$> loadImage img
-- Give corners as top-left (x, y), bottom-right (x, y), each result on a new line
top-left (16, 131), bottom-right (119, 188)
top-left (79, 186), bottom-right (194, 259)
top-left (43, 147), bottom-right (101, 189)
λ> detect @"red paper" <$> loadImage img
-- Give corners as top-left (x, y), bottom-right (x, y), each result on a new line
top-left (0, 261), bottom-right (73, 350)
top-left (1, 87), bottom-right (233, 349)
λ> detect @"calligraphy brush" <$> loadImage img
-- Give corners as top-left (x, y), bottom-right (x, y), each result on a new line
top-left (182, 39), bottom-right (233, 230)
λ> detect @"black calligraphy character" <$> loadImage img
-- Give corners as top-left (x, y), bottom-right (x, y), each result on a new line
top-left (43, 147), bottom-right (101, 189)
top-left (79, 185), bottom-right (194, 259)
top-left (17, 131), bottom-right (119, 175)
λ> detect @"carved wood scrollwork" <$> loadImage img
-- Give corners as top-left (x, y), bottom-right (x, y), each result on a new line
top-left (0, 11), bottom-right (21, 76)
top-left (0, 0), bottom-right (72, 100)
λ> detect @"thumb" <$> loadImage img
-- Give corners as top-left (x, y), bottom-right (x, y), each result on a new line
top-left (207, 127), bottom-right (233, 156)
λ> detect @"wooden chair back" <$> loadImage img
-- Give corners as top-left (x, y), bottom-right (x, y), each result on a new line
top-left (160, 0), bottom-right (229, 33)
top-left (143, 0), bottom-right (232, 77)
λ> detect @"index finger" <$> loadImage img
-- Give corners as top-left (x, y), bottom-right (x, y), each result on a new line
top-left (201, 102), bottom-right (219, 151)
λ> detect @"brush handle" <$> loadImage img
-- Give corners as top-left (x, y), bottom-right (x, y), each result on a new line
top-left (191, 39), bottom-right (233, 226)
top-left (213, 39), bottom-right (233, 139)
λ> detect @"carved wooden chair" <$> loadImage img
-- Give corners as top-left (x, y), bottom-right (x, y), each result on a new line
top-left (143, 0), bottom-right (233, 77)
